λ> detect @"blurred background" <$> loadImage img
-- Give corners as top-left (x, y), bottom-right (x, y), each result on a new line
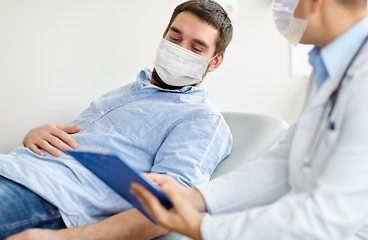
top-left (0, 0), bottom-right (312, 153)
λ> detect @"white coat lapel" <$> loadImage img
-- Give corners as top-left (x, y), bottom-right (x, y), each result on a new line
top-left (304, 68), bottom-right (347, 112)
top-left (290, 41), bottom-right (368, 190)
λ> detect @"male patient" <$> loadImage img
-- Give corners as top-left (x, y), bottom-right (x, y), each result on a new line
top-left (1, 0), bottom-right (233, 239)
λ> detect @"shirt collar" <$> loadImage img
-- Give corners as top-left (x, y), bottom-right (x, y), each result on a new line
top-left (308, 47), bottom-right (329, 89)
top-left (320, 15), bottom-right (368, 79)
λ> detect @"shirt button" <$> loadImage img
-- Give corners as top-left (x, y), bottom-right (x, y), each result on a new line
top-left (12, 152), bottom-right (17, 156)
top-left (100, 111), bottom-right (105, 115)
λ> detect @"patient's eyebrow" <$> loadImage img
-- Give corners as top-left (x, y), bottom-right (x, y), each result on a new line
top-left (170, 26), bottom-right (210, 49)
top-left (170, 26), bottom-right (182, 35)
top-left (193, 39), bottom-right (209, 49)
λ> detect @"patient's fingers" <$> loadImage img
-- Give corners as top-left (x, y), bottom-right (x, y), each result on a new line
top-left (27, 144), bottom-right (45, 156)
top-left (45, 130), bottom-right (74, 150)
top-left (23, 124), bottom-right (80, 157)
top-left (37, 138), bottom-right (65, 157)
top-left (47, 125), bottom-right (79, 149)
top-left (58, 125), bottom-right (81, 134)
top-left (55, 125), bottom-right (80, 149)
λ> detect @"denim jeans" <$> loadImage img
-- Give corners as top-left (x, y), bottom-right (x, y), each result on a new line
top-left (0, 175), bottom-right (66, 239)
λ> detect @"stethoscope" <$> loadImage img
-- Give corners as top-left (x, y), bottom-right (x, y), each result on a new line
top-left (302, 34), bottom-right (368, 175)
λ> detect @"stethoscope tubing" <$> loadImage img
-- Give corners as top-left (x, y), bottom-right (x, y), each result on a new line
top-left (302, 34), bottom-right (368, 175)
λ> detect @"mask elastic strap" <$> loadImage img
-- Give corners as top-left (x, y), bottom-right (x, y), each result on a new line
top-left (210, 53), bottom-right (219, 61)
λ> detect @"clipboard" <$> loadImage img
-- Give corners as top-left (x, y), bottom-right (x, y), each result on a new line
top-left (66, 150), bottom-right (172, 223)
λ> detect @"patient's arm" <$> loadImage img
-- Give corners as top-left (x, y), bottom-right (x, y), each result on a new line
top-left (23, 124), bottom-right (81, 157)
top-left (6, 208), bottom-right (168, 240)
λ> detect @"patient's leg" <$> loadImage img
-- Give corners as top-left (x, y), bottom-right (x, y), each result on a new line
top-left (0, 175), bottom-right (66, 239)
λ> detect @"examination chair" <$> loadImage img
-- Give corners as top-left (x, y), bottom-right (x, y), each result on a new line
top-left (154, 112), bottom-right (289, 240)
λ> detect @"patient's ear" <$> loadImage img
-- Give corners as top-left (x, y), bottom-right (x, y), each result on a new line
top-left (163, 29), bottom-right (168, 38)
top-left (207, 53), bottom-right (224, 73)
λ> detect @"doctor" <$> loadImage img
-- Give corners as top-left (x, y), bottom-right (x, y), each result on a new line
top-left (131, 0), bottom-right (368, 239)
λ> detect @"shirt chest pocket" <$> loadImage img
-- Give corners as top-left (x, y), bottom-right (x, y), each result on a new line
top-left (108, 103), bottom-right (171, 141)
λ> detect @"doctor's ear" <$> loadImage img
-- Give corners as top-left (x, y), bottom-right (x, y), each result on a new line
top-left (207, 53), bottom-right (224, 73)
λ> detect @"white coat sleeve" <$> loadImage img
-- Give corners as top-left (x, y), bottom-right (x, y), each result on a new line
top-left (195, 123), bottom-right (295, 214)
top-left (198, 69), bottom-right (368, 240)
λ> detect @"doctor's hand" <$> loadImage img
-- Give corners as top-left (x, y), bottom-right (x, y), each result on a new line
top-left (130, 173), bottom-right (206, 240)
top-left (23, 124), bottom-right (81, 157)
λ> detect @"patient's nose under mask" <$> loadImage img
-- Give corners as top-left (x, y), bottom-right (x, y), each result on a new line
top-left (153, 38), bottom-right (216, 87)
top-left (272, 0), bottom-right (309, 47)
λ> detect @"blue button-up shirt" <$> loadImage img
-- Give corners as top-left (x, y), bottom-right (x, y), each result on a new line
top-left (309, 15), bottom-right (368, 89)
top-left (0, 68), bottom-right (232, 227)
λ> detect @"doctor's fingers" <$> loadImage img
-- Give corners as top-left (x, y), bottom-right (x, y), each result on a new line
top-left (131, 182), bottom-right (178, 227)
top-left (151, 179), bottom-right (201, 225)
top-left (161, 181), bottom-right (200, 219)
top-left (131, 182), bottom-right (203, 238)
top-left (143, 173), bottom-right (192, 201)
top-left (154, 182), bottom-right (204, 238)
top-left (142, 173), bottom-right (177, 187)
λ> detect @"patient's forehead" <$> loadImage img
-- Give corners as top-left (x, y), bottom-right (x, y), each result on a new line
top-left (170, 11), bottom-right (218, 52)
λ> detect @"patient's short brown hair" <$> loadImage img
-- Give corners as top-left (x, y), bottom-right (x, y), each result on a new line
top-left (166, 0), bottom-right (233, 55)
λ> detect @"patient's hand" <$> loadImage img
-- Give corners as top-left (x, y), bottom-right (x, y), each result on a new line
top-left (23, 124), bottom-right (81, 157)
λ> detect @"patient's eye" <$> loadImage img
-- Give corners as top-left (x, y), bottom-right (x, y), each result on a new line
top-left (192, 46), bottom-right (203, 53)
top-left (170, 36), bottom-right (180, 42)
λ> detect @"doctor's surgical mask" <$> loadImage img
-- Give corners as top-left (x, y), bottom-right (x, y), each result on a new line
top-left (153, 38), bottom-right (217, 87)
top-left (272, 0), bottom-right (309, 47)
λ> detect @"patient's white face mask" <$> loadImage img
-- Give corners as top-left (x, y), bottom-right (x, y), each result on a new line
top-left (153, 38), bottom-right (217, 87)
top-left (272, 0), bottom-right (309, 47)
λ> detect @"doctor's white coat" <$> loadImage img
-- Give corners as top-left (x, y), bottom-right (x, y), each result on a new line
top-left (196, 43), bottom-right (368, 240)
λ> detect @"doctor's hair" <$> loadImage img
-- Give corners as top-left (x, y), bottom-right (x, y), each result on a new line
top-left (166, 0), bottom-right (233, 56)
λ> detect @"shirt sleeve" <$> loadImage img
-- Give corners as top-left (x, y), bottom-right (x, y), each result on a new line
top-left (150, 113), bottom-right (232, 187)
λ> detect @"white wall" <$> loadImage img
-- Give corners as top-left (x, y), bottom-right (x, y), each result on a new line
top-left (0, 0), bottom-right (308, 154)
